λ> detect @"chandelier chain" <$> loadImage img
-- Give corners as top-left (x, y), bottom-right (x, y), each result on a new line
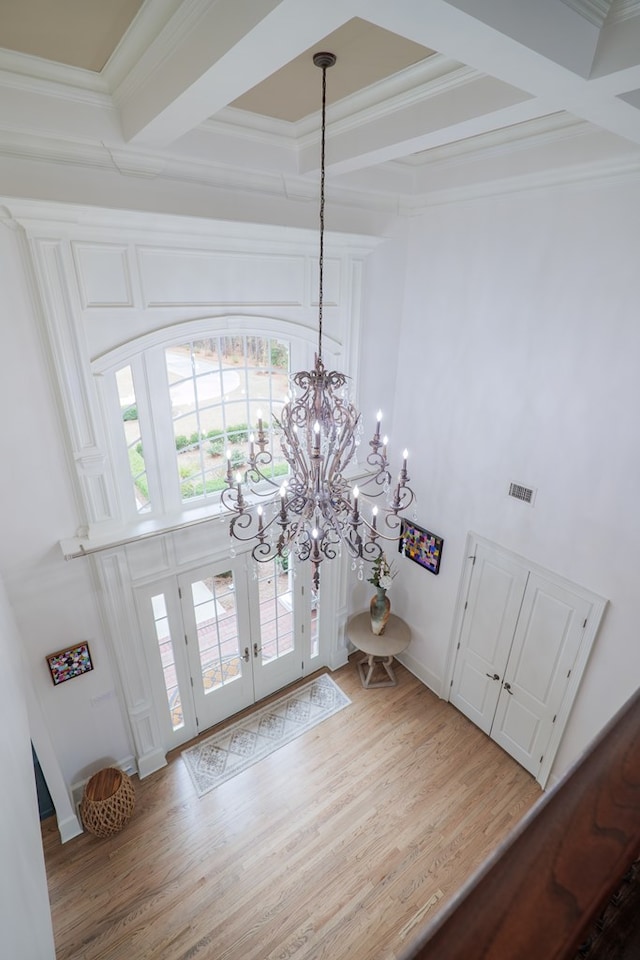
top-left (318, 61), bottom-right (327, 362)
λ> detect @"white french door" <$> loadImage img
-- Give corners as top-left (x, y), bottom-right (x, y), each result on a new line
top-left (135, 554), bottom-right (313, 749)
top-left (449, 537), bottom-right (606, 785)
top-left (449, 544), bottom-right (530, 735)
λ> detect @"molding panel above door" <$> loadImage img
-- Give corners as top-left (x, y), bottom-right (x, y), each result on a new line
top-left (449, 535), bottom-right (607, 787)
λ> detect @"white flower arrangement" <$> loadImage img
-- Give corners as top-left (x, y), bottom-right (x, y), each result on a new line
top-left (367, 553), bottom-right (396, 591)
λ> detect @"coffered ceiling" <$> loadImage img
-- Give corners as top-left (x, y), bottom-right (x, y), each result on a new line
top-left (1, 0), bottom-right (640, 223)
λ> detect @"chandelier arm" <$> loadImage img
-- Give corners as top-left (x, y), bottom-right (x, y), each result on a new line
top-left (244, 466), bottom-right (284, 495)
top-left (251, 540), bottom-right (276, 563)
top-left (229, 511), bottom-right (257, 540)
top-left (361, 539), bottom-right (384, 563)
top-left (220, 484), bottom-right (241, 512)
top-left (365, 450), bottom-right (391, 476)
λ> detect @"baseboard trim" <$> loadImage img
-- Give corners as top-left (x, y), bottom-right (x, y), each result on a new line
top-left (58, 813), bottom-right (83, 843)
top-left (137, 748), bottom-right (167, 780)
top-left (396, 650), bottom-right (442, 698)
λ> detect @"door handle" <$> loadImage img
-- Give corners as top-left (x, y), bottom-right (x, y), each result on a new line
top-left (486, 673), bottom-right (500, 681)
top-left (503, 681), bottom-right (513, 695)
top-left (242, 647), bottom-right (250, 662)
top-left (253, 642), bottom-right (261, 658)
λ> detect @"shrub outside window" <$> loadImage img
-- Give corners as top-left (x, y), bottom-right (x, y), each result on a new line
top-left (166, 336), bottom-right (290, 504)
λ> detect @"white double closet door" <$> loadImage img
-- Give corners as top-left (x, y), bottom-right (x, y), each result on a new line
top-left (135, 553), bottom-right (314, 751)
top-left (449, 538), bottom-right (606, 785)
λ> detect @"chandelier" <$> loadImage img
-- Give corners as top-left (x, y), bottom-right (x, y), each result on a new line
top-left (221, 52), bottom-right (416, 587)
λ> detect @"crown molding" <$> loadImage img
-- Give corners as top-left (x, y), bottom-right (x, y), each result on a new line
top-left (102, 0), bottom-right (183, 91)
top-left (0, 49), bottom-right (110, 101)
top-left (400, 149), bottom-right (640, 213)
top-left (0, 196), bottom-right (382, 256)
top-left (0, 107), bottom-right (636, 220)
top-left (111, 0), bottom-right (218, 107)
top-left (607, 0), bottom-right (640, 22)
top-left (0, 127), bottom-right (119, 170)
top-left (309, 66), bottom-right (481, 151)
top-left (201, 108), bottom-right (297, 147)
top-left (559, 0), bottom-right (614, 27)
top-left (295, 55), bottom-right (473, 145)
top-left (0, 126), bottom-right (398, 217)
top-left (391, 112), bottom-right (591, 170)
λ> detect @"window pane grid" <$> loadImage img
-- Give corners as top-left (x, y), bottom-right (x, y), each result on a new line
top-left (151, 593), bottom-right (183, 731)
top-left (257, 559), bottom-right (293, 663)
top-left (166, 338), bottom-right (290, 505)
top-left (116, 365), bottom-right (150, 514)
top-left (311, 586), bottom-right (320, 659)
top-left (192, 574), bottom-right (241, 692)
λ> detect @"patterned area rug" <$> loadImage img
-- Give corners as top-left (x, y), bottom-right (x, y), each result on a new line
top-left (181, 673), bottom-right (351, 797)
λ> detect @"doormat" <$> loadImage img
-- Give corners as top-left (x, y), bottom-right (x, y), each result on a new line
top-left (181, 673), bottom-right (351, 797)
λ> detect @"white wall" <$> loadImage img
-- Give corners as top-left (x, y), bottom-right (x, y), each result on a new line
top-left (0, 223), bottom-right (133, 787)
top-left (0, 575), bottom-right (56, 959)
top-left (383, 180), bottom-right (640, 779)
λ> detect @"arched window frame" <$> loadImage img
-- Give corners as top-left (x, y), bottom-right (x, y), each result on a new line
top-left (91, 315), bottom-right (344, 536)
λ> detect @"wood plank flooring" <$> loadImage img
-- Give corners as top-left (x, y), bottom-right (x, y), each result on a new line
top-left (42, 658), bottom-right (542, 960)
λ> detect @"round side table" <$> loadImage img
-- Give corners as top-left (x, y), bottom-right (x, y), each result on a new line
top-left (80, 767), bottom-right (136, 838)
top-left (346, 611), bottom-right (411, 688)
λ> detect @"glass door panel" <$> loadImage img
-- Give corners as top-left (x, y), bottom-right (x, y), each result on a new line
top-left (256, 559), bottom-right (294, 664)
top-left (151, 592), bottom-right (184, 733)
top-left (310, 584), bottom-right (320, 660)
top-left (192, 573), bottom-right (243, 692)
top-left (179, 559), bottom-right (255, 730)
top-left (134, 579), bottom-right (198, 748)
top-left (250, 557), bottom-right (303, 702)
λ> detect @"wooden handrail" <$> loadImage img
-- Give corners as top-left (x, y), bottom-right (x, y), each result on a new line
top-left (400, 686), bottom-right (640, 960)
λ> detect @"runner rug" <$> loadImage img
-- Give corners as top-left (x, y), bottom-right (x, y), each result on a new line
top-left (181, 673), bottom-right (351, 797)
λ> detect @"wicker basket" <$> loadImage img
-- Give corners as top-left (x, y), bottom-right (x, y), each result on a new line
top-left (80, 767), bottom-right (136, 838)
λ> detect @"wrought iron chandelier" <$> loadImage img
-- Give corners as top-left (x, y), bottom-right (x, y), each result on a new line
top-left (221, 52), bottom-right (416, 587)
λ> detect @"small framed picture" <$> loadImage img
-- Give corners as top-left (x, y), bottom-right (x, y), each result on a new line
top-left (46, 642), bottom-right (94, 686)
top-left (399, 518), bottom-right (444, 575)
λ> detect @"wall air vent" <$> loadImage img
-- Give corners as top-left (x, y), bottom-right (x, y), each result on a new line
top-left (508, 482), bottom-right (536, 505)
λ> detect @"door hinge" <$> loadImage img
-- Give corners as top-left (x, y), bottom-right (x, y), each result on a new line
top-left (457, 641), bottom-right (460, 650)
top-left (301, 623), bottom-right (305, 634)
top-left (583, 618), bottom-right (587, 629)
top-left (301, 585), bottom-right (305, 596)
top-left (464, 601), bottom-right (468, 611)
top-left (567, 669), bottom-right (572, 678)
top-left (540, 755), bottom-right (544, 763)
top-left (552, 714), bottom-right (557, 723)
top-left (178, 587), bottom-right (182, 599)
top-left (450, 678), bottom-right (453, 687)
top-left (196, 716), bottom-right (199, 727)
top-left (190, 676), bottom-right (194, 688)
top-left (468, 555), bottom-right (476, 565)
top-left (301, 660), bottom-right (304, 671)
top-left (184, 634), bottom-right (188, 645)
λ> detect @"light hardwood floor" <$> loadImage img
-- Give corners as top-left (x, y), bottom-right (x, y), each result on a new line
top-left (42, 658), bottom-right (541, 960)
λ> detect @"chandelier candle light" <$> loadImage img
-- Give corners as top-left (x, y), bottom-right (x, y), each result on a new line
top-left (221, 52), bottom-right (416, 588)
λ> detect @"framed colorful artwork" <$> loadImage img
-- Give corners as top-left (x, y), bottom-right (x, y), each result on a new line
top-left (398, 518), bottom-right (444, 575)
top-left (46, 642), bottom-right (94, 685)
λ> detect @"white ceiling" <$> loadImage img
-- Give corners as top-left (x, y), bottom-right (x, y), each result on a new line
top-left (2, 0), bottom-right (640, 224)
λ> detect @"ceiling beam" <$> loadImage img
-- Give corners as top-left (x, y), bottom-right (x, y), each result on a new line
top-left (119, 0), bottom-right (352, 146)
top-left (299, 73), bottom-right (553, 176)
top-left (358, 0), bottom-right (640, 145)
